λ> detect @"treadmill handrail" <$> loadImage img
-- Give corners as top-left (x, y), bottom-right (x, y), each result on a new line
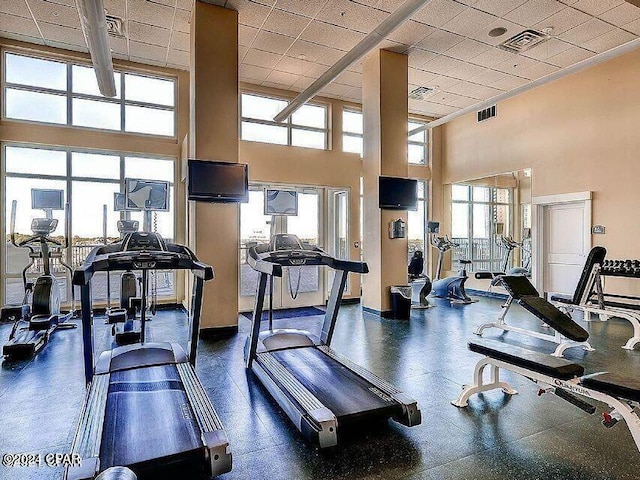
top-left (247, 244), bottom-right (368, 275)
top-left (73, 244), bottom-right (213, 286)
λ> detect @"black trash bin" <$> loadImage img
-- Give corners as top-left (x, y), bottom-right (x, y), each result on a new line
top-left (390, 285), bottom-right (412, 320)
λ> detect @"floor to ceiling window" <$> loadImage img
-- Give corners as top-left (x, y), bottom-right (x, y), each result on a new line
top-left (2, 144), bottom-right (176, 306)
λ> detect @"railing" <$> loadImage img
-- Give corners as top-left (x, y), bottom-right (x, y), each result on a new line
top-left (451, 237), bottom-right (506, 273)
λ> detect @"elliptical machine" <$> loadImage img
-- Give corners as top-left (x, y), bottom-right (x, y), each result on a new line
top-left (2, 190), bottom-right (76, 358)
top-left (430, 234), bottom-right (476, 304)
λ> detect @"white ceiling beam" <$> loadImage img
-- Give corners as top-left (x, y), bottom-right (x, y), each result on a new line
top-left (408, 38), bottom-right (640, 136)
top-left (272, 0), bottom-right (433, 123)
top-left (76, 0), bottom-right (117, 97)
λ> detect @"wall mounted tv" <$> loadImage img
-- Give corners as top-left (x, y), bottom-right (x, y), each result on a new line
top-left (379, 176), bottom-right (418, 210)
top-left (188, 159), bottom-right (249, 203)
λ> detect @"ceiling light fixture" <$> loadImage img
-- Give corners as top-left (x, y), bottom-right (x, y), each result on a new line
top-left (272, 0), bottom-right (435, 123)
top-left (488, 27), bottom-right (507, 37)
top-left (75, 0), bottom-right (117, 97)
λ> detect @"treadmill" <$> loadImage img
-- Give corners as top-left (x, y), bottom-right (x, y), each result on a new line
top-left (67, 232), bottom-right (232, 480)
top-left (245, 234), bottom-right (422, 448)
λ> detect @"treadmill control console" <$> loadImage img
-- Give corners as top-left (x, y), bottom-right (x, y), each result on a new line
top-left (122, 232), bottom-right (166, 252)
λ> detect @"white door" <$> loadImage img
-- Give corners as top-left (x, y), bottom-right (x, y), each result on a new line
top-left (543, 201), bottom-right (589, 296)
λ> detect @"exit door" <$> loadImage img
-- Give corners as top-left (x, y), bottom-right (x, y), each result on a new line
top-left (239, 186), bottom-right (324, 312)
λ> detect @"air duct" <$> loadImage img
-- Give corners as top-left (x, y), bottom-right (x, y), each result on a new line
top-left (76, 0), bottom-right (117, 97)
top-left (273, 0), bottom-right (433, 123)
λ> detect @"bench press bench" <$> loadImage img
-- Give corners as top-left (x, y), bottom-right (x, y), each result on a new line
top-left (454, 298), bottom-right (640, 454)
top-left (475, 275), bottom-right (593, 357)
top-left (550, 246), bottom-right (640, 351)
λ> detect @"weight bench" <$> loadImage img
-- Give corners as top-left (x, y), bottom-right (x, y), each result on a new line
top-left (452, 337), bottom-right (640, 454)
top-left (550, 246), bottom-right (640, 351)
top-left (474, 275), bottom-right (593, 357)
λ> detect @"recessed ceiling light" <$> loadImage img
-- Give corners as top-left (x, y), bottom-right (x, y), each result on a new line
top-left (488, 27), bottom-right (508, 38)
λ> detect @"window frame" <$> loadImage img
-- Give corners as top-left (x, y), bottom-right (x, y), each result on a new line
top-left (407, 179), bottom-right (428, 265)
top-left (341, 109), bottom-right (429, 164)
top-left (451, 184), bottom-right (514, 272)
top-left (1, 49), bottom-right (178, 139)
top-left (1, 142), bottom-right (177, 307)
top-left (240, 91), bottom-right (329, 150)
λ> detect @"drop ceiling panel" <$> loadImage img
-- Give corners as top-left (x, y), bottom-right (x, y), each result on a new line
top-left (411, 0), bottom-right (467, 28)
top-left (167, 48), bottom-right (189, 67)
top-left (521, 38), bottom-right (572, 60)
top-left (104, 0), bottom-right (126, 18)
top-left (239, 25), bottom-right (259, 46)
top-left (560, 17), bottom-right (615, 43)
top-left (253, 30), bottom-right (295, 54)
top-left (386, 20), bottom-right (434, 47)
top-left (491, 74), bottom-right (529, 90)
top-left (408, 67), bottom-right (439, 86)
top-left (601, 2), bottom-right (640, 26)
top-left (468, 18), bottom-right (526, 46)
top-left (128, 0), bottom-right (174, 29)
top-left (445, 38), bottom-right (491, 61)
top-left (27, 0), bottom-right (81, 28)
top-left (316, 0), bottom-right (388, 34)
top-left (407, 48), bottom-right (437, 67)
top-left (532, 7), bottom-right (591, 34)
top-left (240, 63), bottom-right (272, 82)
top-left (129, 40), bottom-right (168, 62)
top-left (546, 45), bottom-right (595, 66)
top-left (582, 28), bottom-right (636, 52)
top-left (473, 0), bottom-right (528, 17)
top-left (504, 0), bottom-right (566, 26)
top-left (1, 0), bottom-right (32, 18)
top-left (170, 31), bottom-right (190, 51)
top-left (262, 9), bottom-right (311, 38)
top-left (0, 12), bottom-right (41, 37)
top-left (128, 21), bottom-right (171, 47)
top-left (173, 9), bottom-right (192, 33)
top-left (571, 0), bottom-right (625, 16)
top-left (624, 18), bottom-right (640, 35)
top-left (417, 29), bottom-right (465, 53)
top-left (243, 48), bottom-right (282, 69)
top-left (301, 20), bottom-right (364, 51)
top-left (270, 0), bottom-right (326, 18)
top-left (441, 7), bottom-right (497, 37)
top-left (227, 0), bottom-right (272, 28)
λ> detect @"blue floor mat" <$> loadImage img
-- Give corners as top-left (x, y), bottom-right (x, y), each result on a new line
top-left (240, 306), bottom-right (325, 321)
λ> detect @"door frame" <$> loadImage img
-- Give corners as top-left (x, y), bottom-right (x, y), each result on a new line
top-left (532, 191), bottom-right (592, 294)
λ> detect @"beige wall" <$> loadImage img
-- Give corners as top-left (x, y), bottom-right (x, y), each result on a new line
top-left (441, 47), bottom-right (640, 294)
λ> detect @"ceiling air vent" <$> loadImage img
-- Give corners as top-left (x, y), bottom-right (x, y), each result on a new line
top-left (499, 29), bottom-right (548, 54)
top-left (409, 86), bottom-right (438, 100)
top-left (477, 105), bottom-right (496, 123)
top-left (106, 15), bottom-right (125, 38)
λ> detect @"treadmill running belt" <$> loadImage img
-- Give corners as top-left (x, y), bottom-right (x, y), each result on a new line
top-left (100, 365), bottom-right (202, 469)
top-left (271, 347), bottom-right (400, 420)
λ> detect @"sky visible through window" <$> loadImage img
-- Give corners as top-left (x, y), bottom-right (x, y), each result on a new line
top-left (4, 52), bottom-right (175, 137)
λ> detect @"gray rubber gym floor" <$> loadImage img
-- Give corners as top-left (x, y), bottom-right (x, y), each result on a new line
top-left (1, 296), bottom-right (639, 479)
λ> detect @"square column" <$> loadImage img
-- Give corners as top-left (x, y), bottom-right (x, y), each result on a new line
top-left (362, 49), bottom-right (409, 314)
top-left (189, 2), bottom-right (239, 330)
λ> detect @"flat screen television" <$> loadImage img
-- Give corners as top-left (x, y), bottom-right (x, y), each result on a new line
top-left (32, 189), bottom-right (64, 210)
top-left (125, 179), bottom-right (170, 211)
top-left (264, 189), bottom-right (298, 216)
top-left (379, 176), bottom-right (418, 211)
top-left (187, 159), bottom-right (249, 203)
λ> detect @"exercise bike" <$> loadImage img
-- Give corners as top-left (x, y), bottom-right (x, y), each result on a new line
top-left (430, 235), bottom-right (476, 304)
top-left (2, 191), bottom-right (76, 358)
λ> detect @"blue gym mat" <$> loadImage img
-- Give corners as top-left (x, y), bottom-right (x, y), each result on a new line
top-left (240, 306), bottom-right (325, 322)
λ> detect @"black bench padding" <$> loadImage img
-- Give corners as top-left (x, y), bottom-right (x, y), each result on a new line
top-left (580, 373), bottom-right (640, 403)
top-left (499, 275), bottom-right (540, 298)
top-left (469, 338), bottom-right (585, 380)
top-left (518, 296), bottom-right (590, 342)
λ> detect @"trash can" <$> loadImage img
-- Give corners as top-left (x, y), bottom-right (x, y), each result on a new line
top-left (390, 285), bottom-right (412, 320)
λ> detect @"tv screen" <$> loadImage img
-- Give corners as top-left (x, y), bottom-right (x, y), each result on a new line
top-left (379, 177), bottom-right (418, 210)
top-left (32, 189), bottom-right (64, 210)
top-left (125, 179), bottom-right (170, 211)
top-left (265, 189), bottom-right (298, 215)
top-left (187, 159), bottom-right (249, 203)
